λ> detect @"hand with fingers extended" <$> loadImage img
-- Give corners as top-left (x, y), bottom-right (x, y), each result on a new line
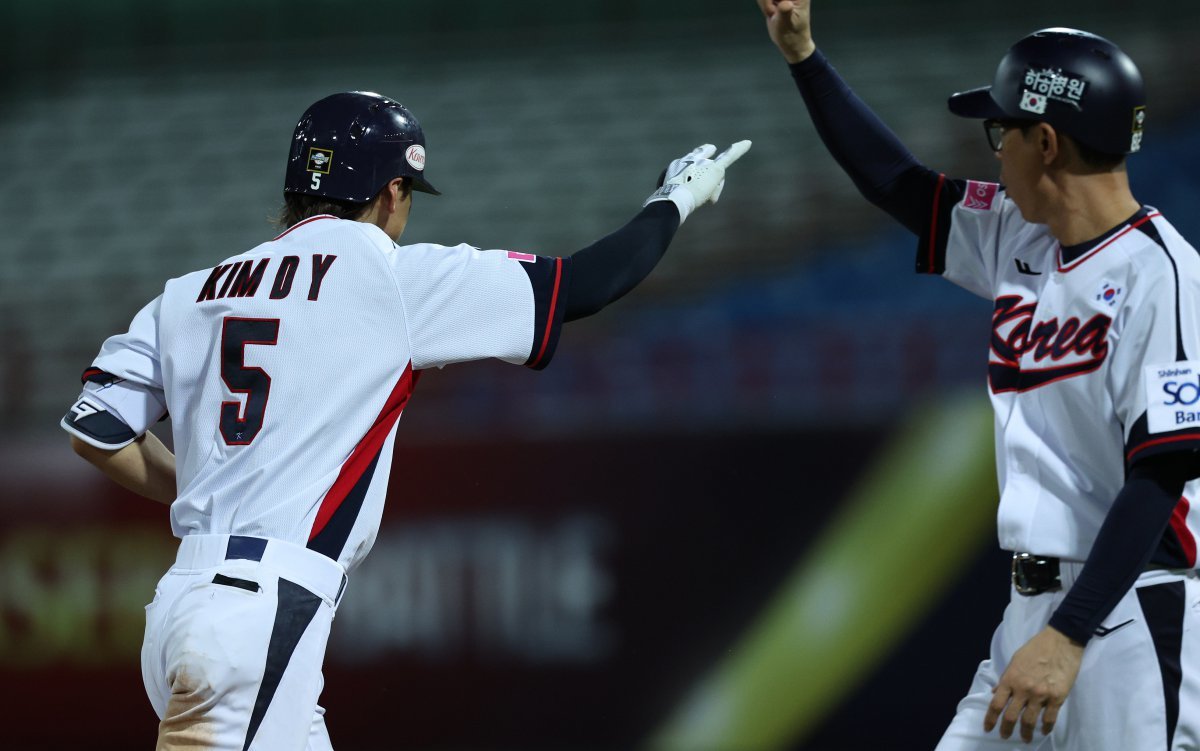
top-left (756, 0), bottom-right (816, 63)
top-left (984, 626), bottom-right (1084, 743)
top-left (644, 141), bottom-right (752, 223)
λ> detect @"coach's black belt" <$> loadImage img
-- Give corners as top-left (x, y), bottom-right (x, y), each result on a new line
top-left (1011, 553), bottom-right (1062, 596)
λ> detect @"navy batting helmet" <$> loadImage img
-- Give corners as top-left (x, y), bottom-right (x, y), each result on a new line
top-left (284, 91), bottom-right (440, 202)
top-left (948, 28), bottom-right (1146, 156)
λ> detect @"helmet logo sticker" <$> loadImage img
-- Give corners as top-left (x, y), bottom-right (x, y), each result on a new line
top-left (405, 144), bottom-right (426, 171)
top-left (1021, 68), bottom-right (1087, 113)
top-left (307, 148), bottom-right (333, 174)
top-left (1130, 106), bottom-right (1146, 152)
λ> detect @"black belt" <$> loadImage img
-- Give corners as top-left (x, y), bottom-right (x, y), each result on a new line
top-left (222, 534), bottom-right (348, 605)
top-left (1011, 553), bottom-right (1061, 596)
top-left (226, 535), bottom-right (268, 561)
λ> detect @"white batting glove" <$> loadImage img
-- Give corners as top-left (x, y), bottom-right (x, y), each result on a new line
top-left (644, 140), bottom-right (752, 223)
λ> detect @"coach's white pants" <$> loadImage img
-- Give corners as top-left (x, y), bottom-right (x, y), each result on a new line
top-left (936, 564), bottom-right (1200, 751)
top-left (141, 535), bottom-right (346, 751)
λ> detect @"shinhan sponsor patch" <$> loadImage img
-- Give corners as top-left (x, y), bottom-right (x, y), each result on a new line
top-left (1146, 361), bottom-right (1200, 433)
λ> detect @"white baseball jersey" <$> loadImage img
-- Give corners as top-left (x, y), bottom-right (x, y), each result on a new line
top-left (61, 215), bottom-right (567, 571)
top-left (921, 180), bottom-right (1200, 564)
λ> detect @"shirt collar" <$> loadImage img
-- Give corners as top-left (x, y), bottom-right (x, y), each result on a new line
top-left (1059, 206), bottom-right (1149, 265)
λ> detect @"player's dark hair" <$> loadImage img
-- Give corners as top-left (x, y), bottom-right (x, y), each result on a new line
top-left (277, 194), bottom-right (370, 229)
top-left (276, 179), bottom-right (412, 229)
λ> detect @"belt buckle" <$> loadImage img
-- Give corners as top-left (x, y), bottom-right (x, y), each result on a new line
top-left (1011, 552), bottom-right (1061, 596)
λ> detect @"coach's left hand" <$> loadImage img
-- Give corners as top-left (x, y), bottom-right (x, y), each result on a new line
top-left (985, 625), bottom-right (1083, 742)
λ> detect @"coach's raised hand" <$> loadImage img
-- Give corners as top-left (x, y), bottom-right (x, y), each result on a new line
top-left (757, 0), bottom-right (815, 63)
top-left (644, 141), bottom-right (752, 223)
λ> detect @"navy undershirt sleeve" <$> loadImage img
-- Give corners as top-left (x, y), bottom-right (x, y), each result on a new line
top-left (562, 201), bottom-right (680, 322)
top-left (1048, 452), bottom-right (1195, 645)
top-left (788, 51), bottom-right (951, 236)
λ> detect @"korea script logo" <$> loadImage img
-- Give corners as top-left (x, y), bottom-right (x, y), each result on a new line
top-left (989, 295), bottom-right (1112, 392)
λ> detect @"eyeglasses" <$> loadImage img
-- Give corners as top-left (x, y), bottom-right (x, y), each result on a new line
top-left (983, 119), bottom-right (1035, 152)
top-left (984, 120), bottom-right (1003, 152)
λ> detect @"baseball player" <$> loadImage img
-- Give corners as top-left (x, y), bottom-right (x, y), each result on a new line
top-left (60, 90), bottom-right (750, 749)
top-left (757, 2), bottom-right (1200, 748)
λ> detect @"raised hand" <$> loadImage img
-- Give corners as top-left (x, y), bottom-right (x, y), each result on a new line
top-left (756, 0), bottom-right (816, 63)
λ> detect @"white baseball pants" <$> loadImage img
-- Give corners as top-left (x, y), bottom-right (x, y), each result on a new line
top-left (141, 535), bottom-right (347, 750)
top-left (936, 564), bottom-right (1200, 750)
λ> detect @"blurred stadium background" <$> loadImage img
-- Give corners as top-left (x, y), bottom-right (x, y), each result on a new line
top-left (2, 0), bottom-right (1199, 748)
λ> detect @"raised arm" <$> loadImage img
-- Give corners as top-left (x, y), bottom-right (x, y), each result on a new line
top-left (757, 0), bottom-right (958, 236)
top-left (563, 142), bottom-right (751, 321)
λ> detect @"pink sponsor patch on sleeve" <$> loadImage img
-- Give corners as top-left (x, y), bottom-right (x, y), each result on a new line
top-left (962, 180), bottom-right (999, 211)
top-left (507, 251), bottom-right (536, 263)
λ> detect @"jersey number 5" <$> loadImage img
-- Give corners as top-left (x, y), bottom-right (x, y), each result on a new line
top-left (220, 317), bottom-right (279, 445)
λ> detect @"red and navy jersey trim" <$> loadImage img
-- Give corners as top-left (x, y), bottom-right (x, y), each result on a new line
top-left (1135, 212), bottom-right (1190, 362)
top-left (307, 364), bottom-right (420, 560)
top-left (1127, 432), bottom-right (1200, 464)
top-left (915, 175), bottom-right (963, 275)
top-left (1123, 209), bottom-right (1200, 468)
top-left (1152, 495), bottom-right (1198, 569)
top-left (81, 367), bottom-right (119, 385)
top-left (1125, 413), bottom-right (1200, 468)
top-left (1057, 209), bottom-right (1159, 272)
top-left (520, 255), bottom-right (569, 371)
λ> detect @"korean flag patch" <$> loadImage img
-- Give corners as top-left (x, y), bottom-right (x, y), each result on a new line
top-left (1145, 361), bottom-right (1200, 433)
top-left (1019, 90), bottom-right (1048, 115)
